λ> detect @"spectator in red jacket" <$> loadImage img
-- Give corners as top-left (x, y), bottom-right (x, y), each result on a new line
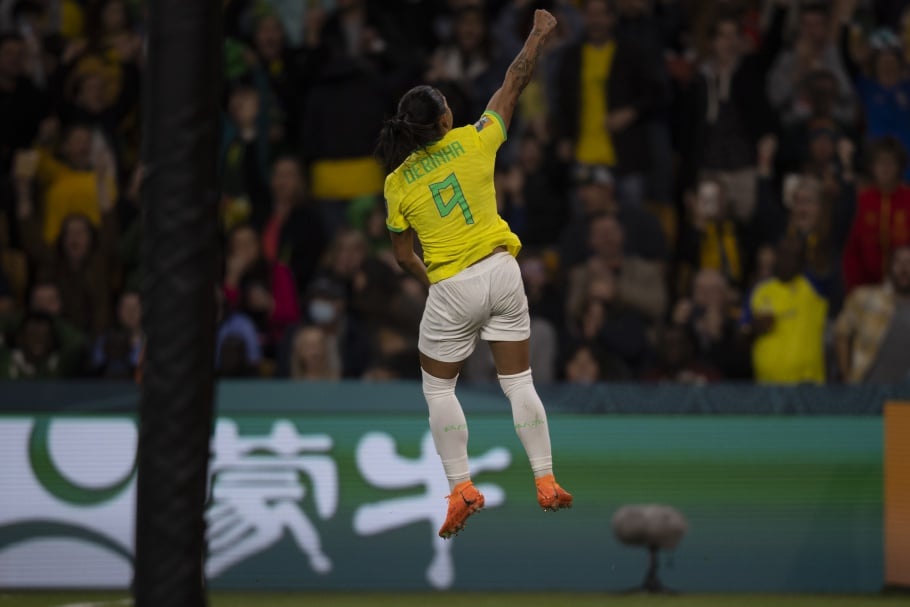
top-left (223, 224), bottom-right (299, 356)
top-left (843, 137), bottom-right (910, 291)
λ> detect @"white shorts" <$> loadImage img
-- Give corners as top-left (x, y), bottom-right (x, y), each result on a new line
top-left (419, 252), bottom-right (531, 363)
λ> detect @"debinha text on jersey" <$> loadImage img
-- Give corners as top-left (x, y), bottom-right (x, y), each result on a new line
top-left (401, 141), bottom-right (467, 184)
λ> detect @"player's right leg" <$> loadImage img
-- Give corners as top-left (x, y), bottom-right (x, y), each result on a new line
top-left (420, 353), bottom-right (486, 538)
top-left (418, 277), bottom-right (487, 538)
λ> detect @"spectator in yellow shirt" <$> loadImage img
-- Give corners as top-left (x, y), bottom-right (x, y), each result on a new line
top-left (14, 138), bottom-right (119, 336)
top-left (743, 234), bottom-right (828, 384)
top-left (32, 123), bottom-right (117, 244)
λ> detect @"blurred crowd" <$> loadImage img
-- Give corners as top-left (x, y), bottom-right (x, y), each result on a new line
top-left (1, 0), bottom-right (909, 384)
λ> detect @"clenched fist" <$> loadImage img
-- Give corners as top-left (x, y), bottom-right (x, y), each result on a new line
top-left (533, 9), bottom-right (557, 36)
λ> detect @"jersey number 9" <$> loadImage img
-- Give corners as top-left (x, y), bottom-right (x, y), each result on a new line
top-left (429, 173), bottom-right (474, 225)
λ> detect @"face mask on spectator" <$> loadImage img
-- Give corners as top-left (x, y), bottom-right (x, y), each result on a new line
top-left (309, 300), bottom-right (337, 325)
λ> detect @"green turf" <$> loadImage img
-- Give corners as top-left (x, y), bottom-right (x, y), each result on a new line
top-left (2, 593), bottom-right (909, 607)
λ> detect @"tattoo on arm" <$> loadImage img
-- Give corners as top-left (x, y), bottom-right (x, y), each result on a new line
top-left (506, 32), bottom-right (543, 99)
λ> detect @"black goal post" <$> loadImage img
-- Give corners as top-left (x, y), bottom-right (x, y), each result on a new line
top-left (134, 1), bottom-right (222, 606)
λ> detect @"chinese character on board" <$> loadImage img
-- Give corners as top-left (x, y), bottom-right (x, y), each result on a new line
top-left (206, 420), bottom-right (337, 577)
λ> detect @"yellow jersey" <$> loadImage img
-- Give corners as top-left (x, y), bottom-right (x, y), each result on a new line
top-left (36, 149), bottom-right (117, 244)
top-left (749, 276), bottom-right (828, 384)
top-left (385, 110), bottom-right (521, 283)
top-left (575, 41), bottom-right (617, 166)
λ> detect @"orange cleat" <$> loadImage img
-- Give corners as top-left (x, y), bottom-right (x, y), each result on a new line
top-left (438, 480), bottom-right (485, 539)
top-left (535, 474), bottom-right (573, 511)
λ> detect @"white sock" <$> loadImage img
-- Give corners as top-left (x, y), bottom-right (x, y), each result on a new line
top-left (498, 368), bottom-right (553, 478)
top-left (422, 369), bottom-right (471, 491)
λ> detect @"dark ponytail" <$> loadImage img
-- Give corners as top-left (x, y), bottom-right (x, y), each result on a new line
top-left (376, 85), bottom-right (447, 173)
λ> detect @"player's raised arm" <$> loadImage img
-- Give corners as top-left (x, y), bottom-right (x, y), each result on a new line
top-left (486, 9), bottom-right (557, 131)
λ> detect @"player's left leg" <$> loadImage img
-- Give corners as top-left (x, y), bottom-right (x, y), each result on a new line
top-left (489, 339), bottom-right (573, 511)
top-left (483, 253), bottom-right (572, 511)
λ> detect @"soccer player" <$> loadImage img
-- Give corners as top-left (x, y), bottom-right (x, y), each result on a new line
top-left (376, 9), bottom-right (572, 539)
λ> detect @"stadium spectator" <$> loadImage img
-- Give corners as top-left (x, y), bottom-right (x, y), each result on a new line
top-left (16, 143), bottom-right (119, 336)
top-left (218, 335), bottom-right (259, 378)
top-left (370, 320), bottom-right (420, 375)
top-left (61, 9), bottom-right (142, 150)
top-left (679, 0), bottom-right (786, 221)
top-left (520, 250), bottom-right (564, 331)
top-left (562, 341), bottom-right (629, 383)
top-left (90, 326), bottom-right (132, 379)
top-left (775, 70), bottom-right (854, 175)
top-left (223, 224), bottom-right (299, 353)
top-left (795, 122), bottom-right (856, 209)
top-left (567, 214), bottom-right (667, 325)
top-left (91, 290), bottom-right (142, 377)
top-left (551, 0), bottom-right (668, 206)
top-left (258, 155), bottom-right (328, 295)
top-left (289, 324), bottom-right (341, 381)
top-left (426, 5), bottom-right (512, 124)
top-left (216, 286), bottom-right (262, 377)
top-left (346, 196), bottom-right (394, 260)
top-left (751, 243), bottom-right (778, 289)
top-left (835, 245), bottom-right (910, 383)
top-left (837, 0), bottom-right (910, 180)
top-left (842, 137), bottom-right (910, 291)
top-left (239, 260), bottom-right (299, 356)
top-left (642, 324), bottom-right (721, 384)
top-left (672, 268), bottom-right (751, 380)
top-left (0, 280), bottom-right (88, 376)
top-left (0, 312), bottom-right (62, 379)
top-left (3, 0), bottom-right (50, 85)
top-left (83, 0), bottom-right (143, 64)
top-left (677, 176), bottom-right (746, 291)
top-left (299, 56), bottom-right (387, 233)
top-left (743, 234), bottom-right (828, 384)
top-left (780, 172), bottom-right (854, 311)
top-left (767, 1), bottom-right (854, 129)
top-left (277, 276), bottom-right (370, 379)
top-left (319, 227), bottom-right (400, 328)
top-left (249, 13), bottom-right (300, 146)
top-left (311, 0), bottom-right (403, 74)
top-left (751, 132), bottom-right (788, 239)
top-left (298, 0), bottom-right (391, 229)
top-left (569, 289), bottom-right (650, 374)
top-left (563, 342), bottom-right (602, 384)
top-left (16, 123), bottom-right (118, 245)
top-left (221, 80), bottom-right (271, 230)
top-left (494, 133), bottom-right (567, 249)
top-left (614, 0), bottom-right (676, 208)
top-left (60, 58), bottom-right (140, 161)
top-left (559, 165), bottom-right (667, 267)
top-left (65, 0), bottom-right (143, 154)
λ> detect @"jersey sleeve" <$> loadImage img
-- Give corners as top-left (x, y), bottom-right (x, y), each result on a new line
top-left (474, 110), bottom-right (508, 156)
top-left (384, 186), bottom-right (410, 233)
